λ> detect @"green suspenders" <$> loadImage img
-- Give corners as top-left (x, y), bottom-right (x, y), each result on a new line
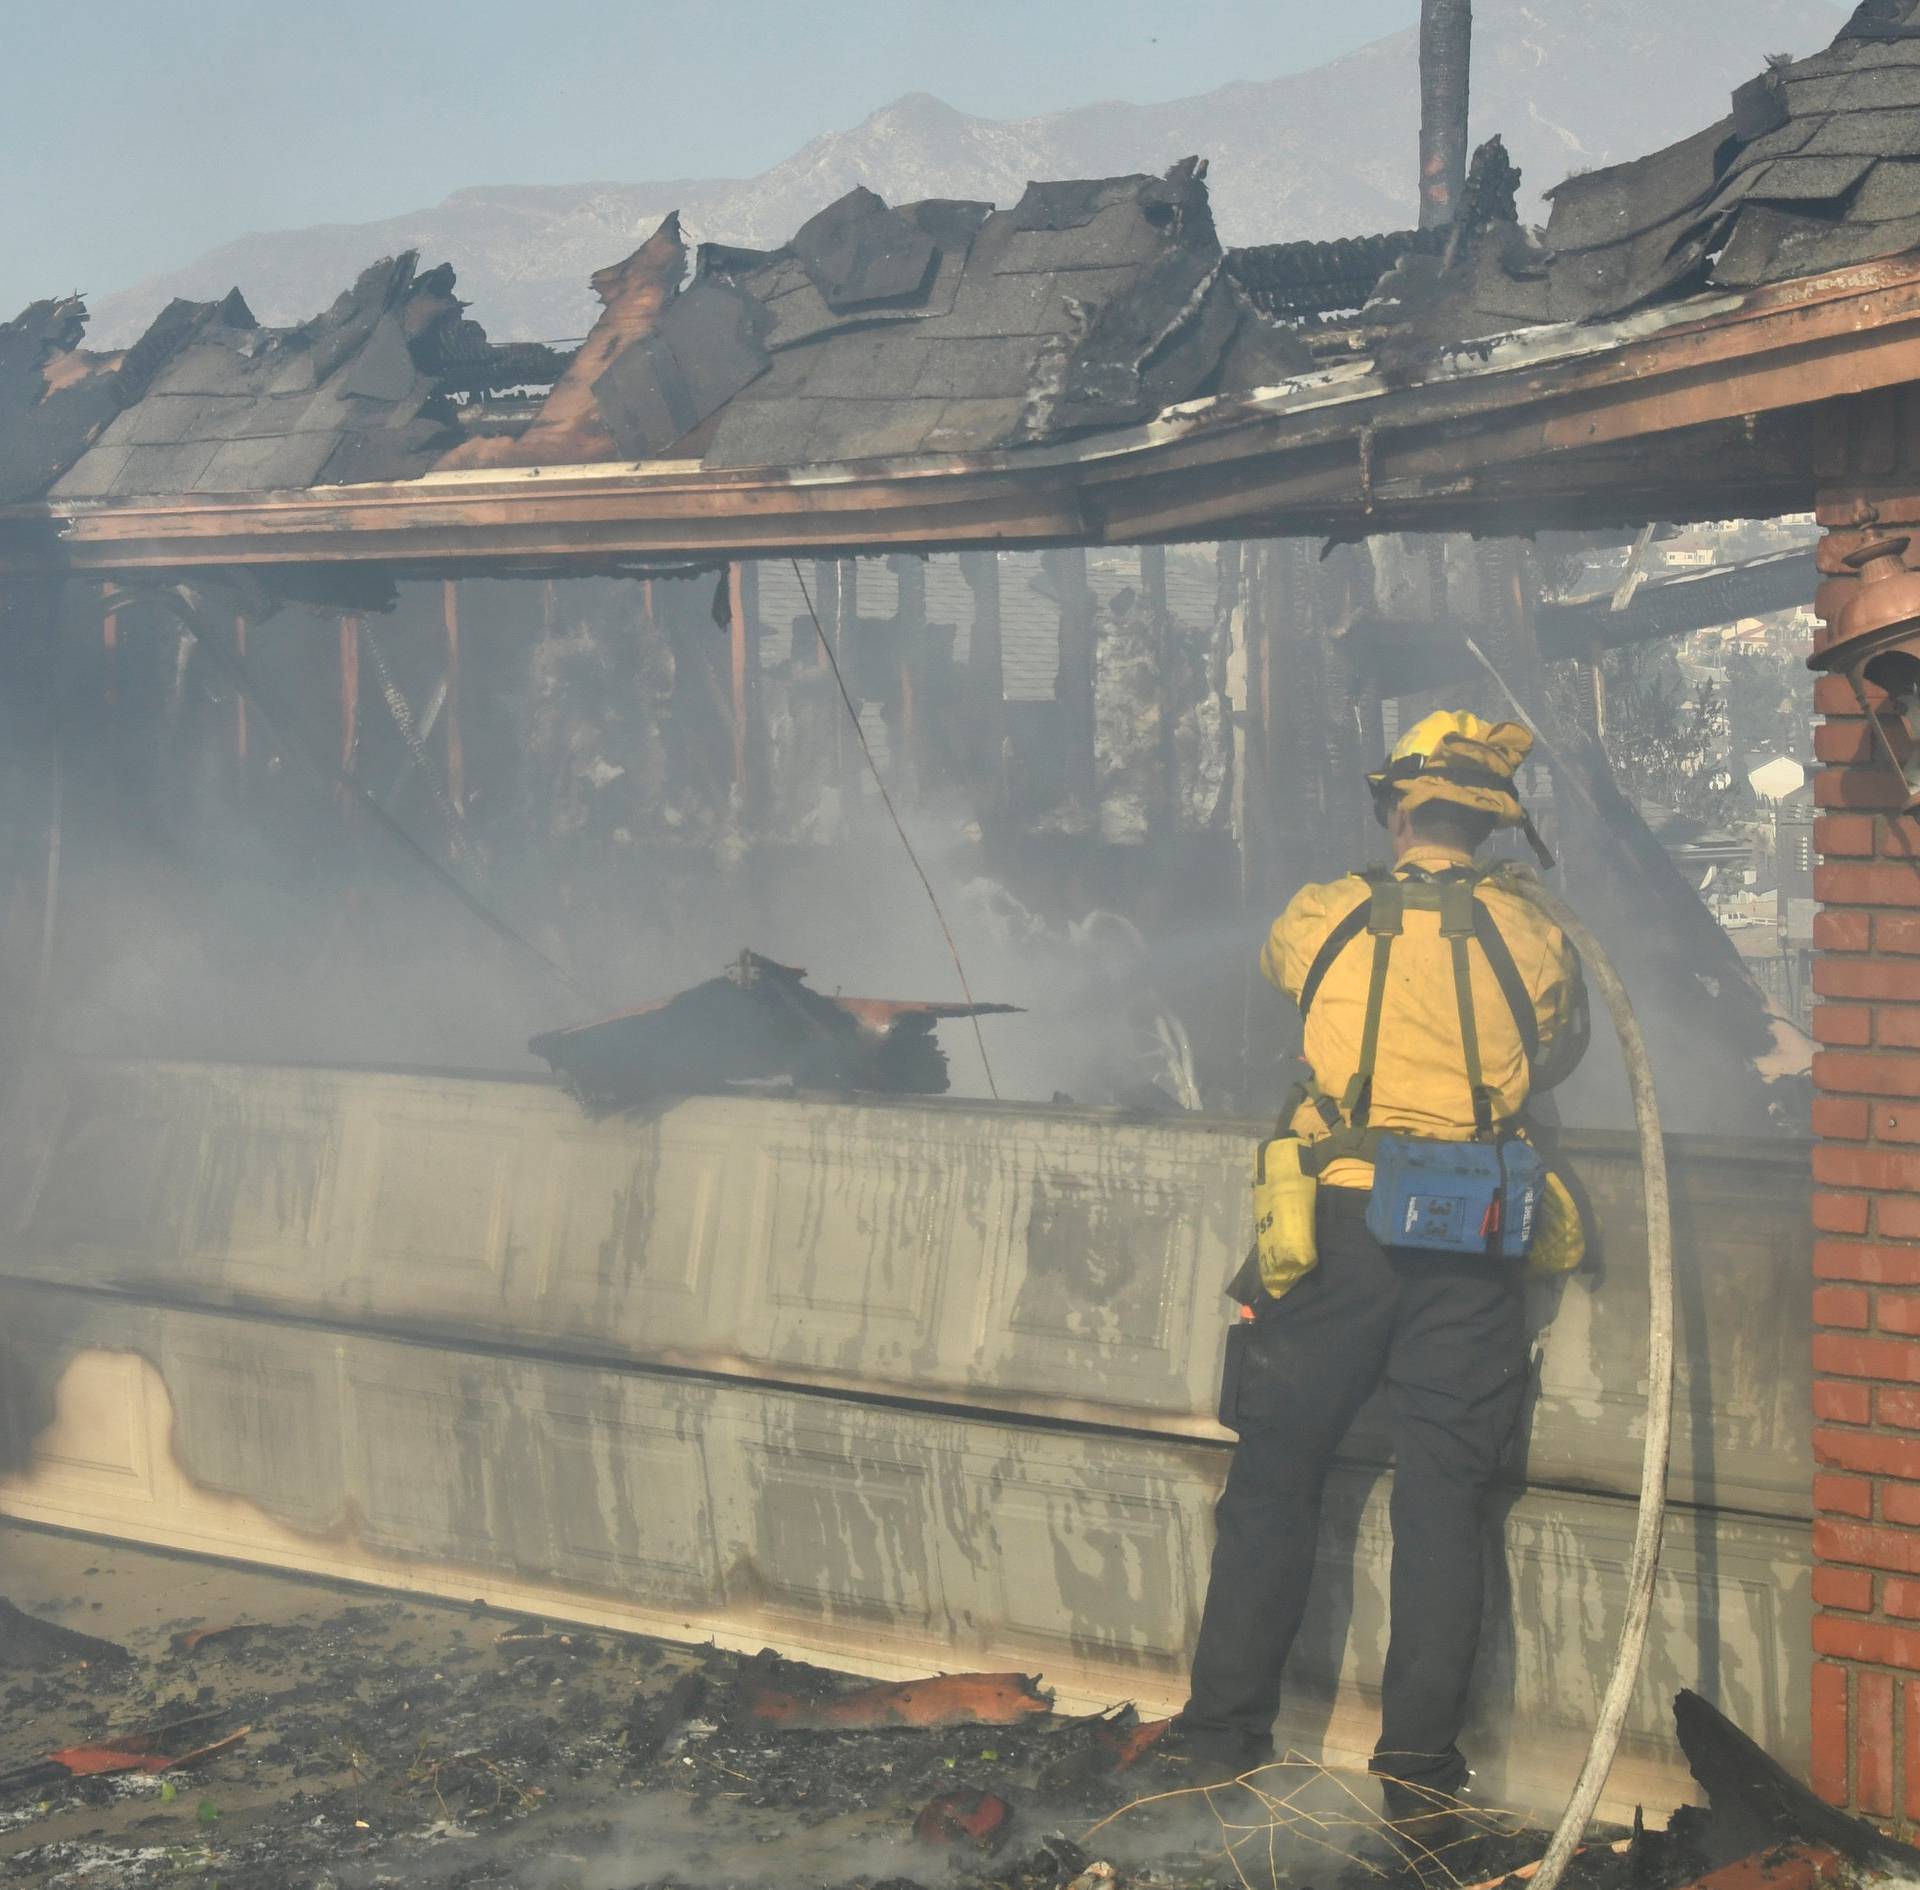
top-left (1288, 868), bottom-right (1533, 1173)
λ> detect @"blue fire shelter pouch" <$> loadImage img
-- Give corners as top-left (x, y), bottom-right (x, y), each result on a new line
top-left (1365, 1131), bottom-right (1545, 1259)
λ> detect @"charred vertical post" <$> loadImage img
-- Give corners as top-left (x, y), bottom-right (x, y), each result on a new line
top-left (810, 560), bottom-right (839, 672)
top-left (728, 560), bottom-right (764, 823)
top-left (339, 616), bottom-right (361, 793)
top-left (1254, 541), bottom-right (1309, 888)
top-left (729, 562), bottom-right (750, 807)
top-left (1045, 547), bottom-right (1097, 814)
top-left (961, 551), bottom-right (1007, 828)
top-left (892, 554), bottom-right (928, 800)
top-left (1140, 545), bottom-right (1168, 617)
top-left (836, 559), bottom-right (860, 802)
top-left (1419, 0), bottom-right (1473, 230)
top-left (102, 587), bottom-right (119, 710)
top-left (0, 579), bottom-right (66, 1048)
top-left (442, 580), bottom-right (464, 812)
top-left (235, 616), bottom-right (249, 763)
top-left (1240, 543), bottom-right (1269, 892)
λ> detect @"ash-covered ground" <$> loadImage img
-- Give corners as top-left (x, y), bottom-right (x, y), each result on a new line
top-left (0, 1526), bottom-right (1701, 1890)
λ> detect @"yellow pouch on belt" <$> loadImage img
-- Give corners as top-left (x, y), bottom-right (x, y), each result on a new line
top-left (1253, 1136), bottom-right (1319, 1298)
top-left (1526, 1169), bottom-right (1587, 1276)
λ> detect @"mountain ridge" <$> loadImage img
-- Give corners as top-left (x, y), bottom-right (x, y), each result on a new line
top-left (86, 0), bottom-right (1837, 347)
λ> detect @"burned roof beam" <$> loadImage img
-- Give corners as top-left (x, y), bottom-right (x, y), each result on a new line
top-left (1225, 230), bottom-right (1446, 320)
top-left (1343, 549), bottom-right (1817, 695)
top-left (431, 340), bottom-right (578, 396)
top-left (1541, 547), bottom-right (1816, 658)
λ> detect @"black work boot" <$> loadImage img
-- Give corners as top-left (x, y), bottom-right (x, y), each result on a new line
top-left (1153, 1721), bottom-right (1274, 1789)
top-left (1378, 1776), bottom-right (1473, 1871)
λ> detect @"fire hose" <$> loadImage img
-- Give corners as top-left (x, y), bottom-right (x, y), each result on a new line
top-left (1500, 870), bottom-right (1675, 1890)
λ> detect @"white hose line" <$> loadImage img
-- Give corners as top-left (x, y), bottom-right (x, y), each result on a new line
top-left (1505, 872), bottom-right (1676, 1890)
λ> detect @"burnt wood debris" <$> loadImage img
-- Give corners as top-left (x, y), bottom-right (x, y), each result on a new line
top-left (528, 949), bottom-right (1019, 1103)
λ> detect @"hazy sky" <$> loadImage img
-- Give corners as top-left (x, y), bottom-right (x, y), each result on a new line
top-left (2, 0), bottom-right (1419, 312)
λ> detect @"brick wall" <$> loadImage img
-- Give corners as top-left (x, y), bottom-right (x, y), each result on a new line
top-left (1810, 481), bottom-right (1920, 1823)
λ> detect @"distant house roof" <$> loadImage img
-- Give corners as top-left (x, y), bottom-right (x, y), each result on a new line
top-left (1747, 754), bottom-right (1807, 801)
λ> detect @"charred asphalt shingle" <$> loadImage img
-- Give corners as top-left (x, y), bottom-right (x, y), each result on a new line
top-left (20, 0), bottom-right (1920, 502)
top-left (547, 157), bottom-right (1314, 471)
top-left (1539, 0), bottom-right (1920, 319)
top-left (37, 255), bottom-right (471, 501)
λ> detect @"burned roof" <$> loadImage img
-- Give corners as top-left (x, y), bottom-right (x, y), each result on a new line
top-left (0, 291), bottom-right (250, 505)
top-left (49, 256), bottom-right (471, 500)
top-left (13, 3), bottom-right (1920, 518)
top-left (0, 160), bottom-right (1312, 503)
top-left (459, 159), bottom-right (1312, 472)
top-left (1539, 0), bottom-right (1920, 321)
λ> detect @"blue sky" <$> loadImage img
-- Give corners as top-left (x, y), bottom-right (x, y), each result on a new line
top-left (1, 0), bottom-right (1418, 312)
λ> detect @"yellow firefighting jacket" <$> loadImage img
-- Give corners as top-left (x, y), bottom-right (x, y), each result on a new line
top-left (1262, 845), bottom-right (1589, 1189)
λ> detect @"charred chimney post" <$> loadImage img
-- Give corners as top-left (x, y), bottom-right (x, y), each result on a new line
top-left (1419, 0), bottom-right (1473, 230)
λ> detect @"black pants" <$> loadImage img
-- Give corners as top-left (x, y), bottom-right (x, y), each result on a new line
top-left (1178, 1187), bottom-right (1528, 1793)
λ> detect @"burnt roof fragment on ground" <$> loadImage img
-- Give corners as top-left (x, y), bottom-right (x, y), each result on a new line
top-left (529, 950), bottom-right (1018, 1105)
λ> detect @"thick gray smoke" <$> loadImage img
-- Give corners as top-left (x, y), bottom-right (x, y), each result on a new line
top-left (22, 562), bottom-right (1798, 1139)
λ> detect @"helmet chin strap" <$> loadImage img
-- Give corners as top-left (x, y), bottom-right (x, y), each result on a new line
top-left (1520, 812), bottom-right (1557, 871)
top-left (1367, 778), bottom-right (1556, 870)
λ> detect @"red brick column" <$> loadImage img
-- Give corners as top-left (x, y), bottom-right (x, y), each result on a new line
top-left (1810, 488), bottom-right (1920, 1825)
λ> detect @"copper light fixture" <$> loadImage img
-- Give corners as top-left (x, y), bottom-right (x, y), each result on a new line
top-left (1810, 536), bottom-right (1920, 815)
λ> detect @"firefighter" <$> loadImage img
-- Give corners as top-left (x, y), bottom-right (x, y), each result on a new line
top-left (1167, 710), bottom-right (1590, 1835)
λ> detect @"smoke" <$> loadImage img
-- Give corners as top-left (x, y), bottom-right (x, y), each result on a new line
top-left (482, 1767), bottom-right (1362, 1890)
top-left (22, 574), bottom-right (1249, 1114)
top-left (18, 567), bottom-right (1797, 1139)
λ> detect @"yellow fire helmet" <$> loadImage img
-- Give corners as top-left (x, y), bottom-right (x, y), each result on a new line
top-left (1368, 710), bottom-right (1554, 863)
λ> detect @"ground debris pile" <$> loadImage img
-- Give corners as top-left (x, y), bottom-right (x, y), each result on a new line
top-left (0, 1537), bottom-right (1893, 1890)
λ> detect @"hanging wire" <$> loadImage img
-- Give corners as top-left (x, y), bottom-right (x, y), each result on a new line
top-left (788, 559), bottom-right (1002, 1101)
